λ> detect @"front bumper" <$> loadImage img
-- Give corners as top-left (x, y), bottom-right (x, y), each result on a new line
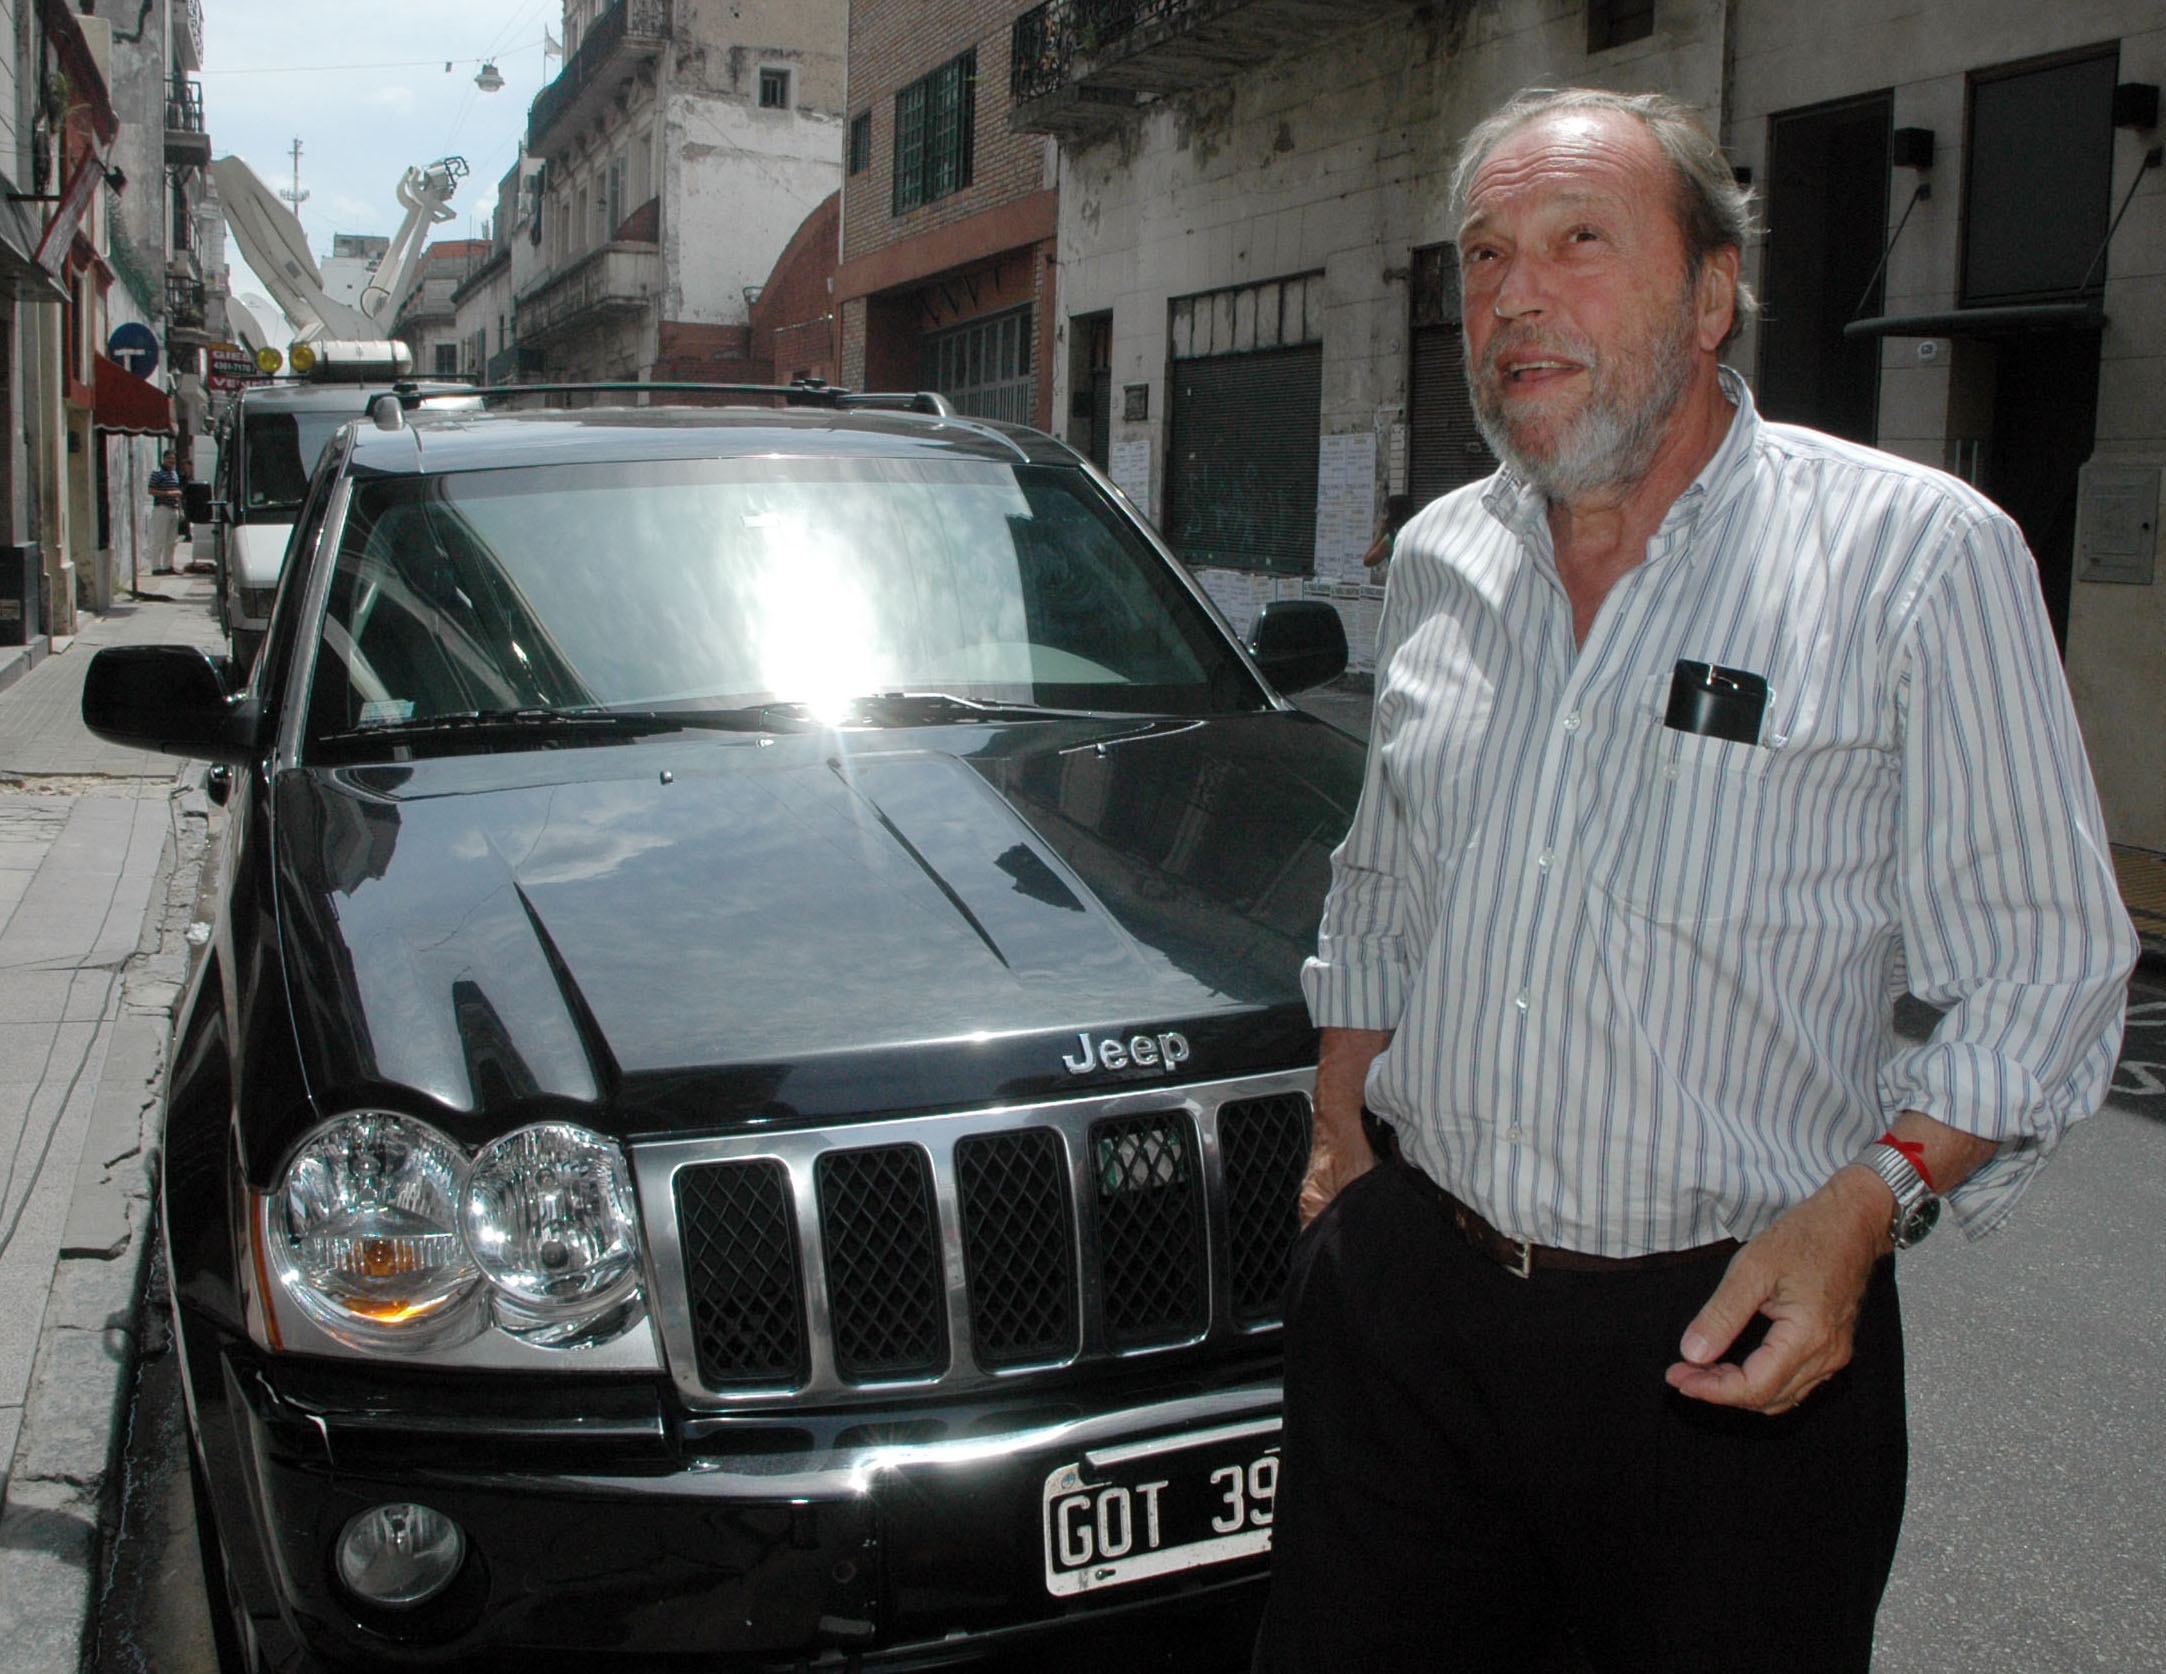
top-left (191, 1320), bottom-right (1278, 1670)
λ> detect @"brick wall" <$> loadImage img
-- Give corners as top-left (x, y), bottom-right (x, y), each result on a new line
top-left (841, 0), bottom-right (1047, 267)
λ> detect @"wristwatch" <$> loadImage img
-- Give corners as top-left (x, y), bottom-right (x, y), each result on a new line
top-left (1856, 1142), bottom-right (1941, 1249)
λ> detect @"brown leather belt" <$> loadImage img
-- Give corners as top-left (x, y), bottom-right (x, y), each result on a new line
top-left (1416, 1168), bottom-right (1738, 1279)
top-left (1361, 1112), bottom-right (1740, 1279)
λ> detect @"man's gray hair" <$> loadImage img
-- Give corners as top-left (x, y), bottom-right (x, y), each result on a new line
top-left (1449, 87), bottom-right (1760, 342)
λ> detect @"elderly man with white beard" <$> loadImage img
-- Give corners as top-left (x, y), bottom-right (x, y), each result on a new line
top-left (1252, 88), bottom-right (2134, 1674)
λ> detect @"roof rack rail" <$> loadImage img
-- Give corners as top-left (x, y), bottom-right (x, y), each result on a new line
top-left (393, 379), bottom-right (956, 417)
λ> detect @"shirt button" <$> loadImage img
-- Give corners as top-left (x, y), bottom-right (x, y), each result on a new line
top-left (1505, 1124), bottom-right (1524, 1144)
top-left (1536, 848), bottom-right (1554, 870)
top-left (1513, 990), bottom-right (1529, 1013)
top-left (1665, 763), bottom-right (1681, 782)
top-left (1562, 712), bottom-right (1581, 733)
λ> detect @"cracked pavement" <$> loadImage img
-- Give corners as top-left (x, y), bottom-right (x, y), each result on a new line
top-left (0, 576), bottom-right (222, 1671)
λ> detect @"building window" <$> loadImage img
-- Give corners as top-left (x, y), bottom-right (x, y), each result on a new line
top-left (848, 110), bottom-right (872, 175)
top-left (1587, 0), bottom-right (1655, 52)
top-left (921, 306), bottom-right (1032, 425)
top-left (435, 344), bottom-right (459, 376)
top-left (893, 50), bottom-right (975, 216)
top-left (759, 66), bottom-right (791, 109)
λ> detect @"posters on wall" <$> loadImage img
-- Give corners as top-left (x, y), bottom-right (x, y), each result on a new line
top-left (1109, 439), bottom-right (1151, 509)
top-left (1312, 431), bottom-right (1378, 580)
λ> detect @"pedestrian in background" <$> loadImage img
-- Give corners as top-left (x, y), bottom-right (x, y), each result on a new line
top-left (147, 449), bottom-right (182, 576)
top-left (1256, 86), bottom-right (2135, 1674)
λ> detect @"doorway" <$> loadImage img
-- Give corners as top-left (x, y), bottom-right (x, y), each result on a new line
top-left (1759, 94), bottom-right (1891, 443)
top-left (1983, 330), bottom-right (2099, 650)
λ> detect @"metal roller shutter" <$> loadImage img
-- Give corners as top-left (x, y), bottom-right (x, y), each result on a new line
top-left (1165, 344), bottom-right (1323, 573)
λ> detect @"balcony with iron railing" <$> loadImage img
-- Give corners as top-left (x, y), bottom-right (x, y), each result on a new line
top-left (1010, 0), bottom-right (1413, 137)
top-left (164, 76), bottom-right (210, 166)
top-left (527, 0), bottom-right (673, 155)
top-left (166, 274), bottom-right (213, 345)
top-left (513, 241), bottom-right (662, 344)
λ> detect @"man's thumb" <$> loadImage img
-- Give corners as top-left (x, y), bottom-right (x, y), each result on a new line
top-left (1678, 1258), bottom-right (1764, 1366)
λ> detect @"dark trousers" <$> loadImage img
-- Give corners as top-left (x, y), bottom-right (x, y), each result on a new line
top-left (1254, 1157), bottom-right (1907, 1674)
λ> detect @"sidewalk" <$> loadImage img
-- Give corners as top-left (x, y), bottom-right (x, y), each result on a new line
top-left (0, 575), bottom-right (222, 1673)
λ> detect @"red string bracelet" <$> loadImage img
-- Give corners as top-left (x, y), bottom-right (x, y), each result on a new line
top-left (1877, 1130), bottom-right (1936, 1193)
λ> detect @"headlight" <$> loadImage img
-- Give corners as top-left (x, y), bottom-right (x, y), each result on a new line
top-left (463, 1122), bottom-right (643, 1345)
top-left (272, 1113), bottom-right (481, 1347)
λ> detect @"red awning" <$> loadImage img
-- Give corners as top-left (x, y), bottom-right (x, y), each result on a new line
top-left (92, 353), bottom-right (174, 436)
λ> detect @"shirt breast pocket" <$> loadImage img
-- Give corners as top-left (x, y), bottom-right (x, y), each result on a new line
top-left (1594, 727), bottom-right (1774, 927)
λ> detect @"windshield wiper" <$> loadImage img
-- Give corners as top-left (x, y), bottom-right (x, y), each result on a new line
top-left (313, 703), bottom-right (806, 753)
top-left (851, 691), bottom-right (1117, 725)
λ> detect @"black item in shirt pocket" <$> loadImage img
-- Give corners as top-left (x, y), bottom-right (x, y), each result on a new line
top-left (1666, 661), bottom-right (1768, 746)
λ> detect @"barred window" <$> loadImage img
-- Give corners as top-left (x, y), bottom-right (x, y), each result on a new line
top-left (893, 50), bottom-right (975, 216)
top-left (758, 67), bottom-right (790, 109)
top-left (848, 110), bottom-right (872, 175)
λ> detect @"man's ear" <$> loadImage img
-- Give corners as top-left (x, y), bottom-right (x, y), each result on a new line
top-left (1695, 246), bottom-right (1742, 351)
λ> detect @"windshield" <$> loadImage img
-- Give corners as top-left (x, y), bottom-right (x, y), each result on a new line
top-left (302, 456), bottom-right (1265, 758)
top-left (244, 408), bottom-right (352, 514)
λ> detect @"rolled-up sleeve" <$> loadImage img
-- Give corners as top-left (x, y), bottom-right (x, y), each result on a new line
top-left (1302, 559), bottom-right (1422, 1033)
top-left (1880, 509), bottom-right (2138, 1237)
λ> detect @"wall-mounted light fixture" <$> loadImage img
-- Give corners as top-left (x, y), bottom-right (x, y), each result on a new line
top-left (1889, 127), bottom-right (1935, 171)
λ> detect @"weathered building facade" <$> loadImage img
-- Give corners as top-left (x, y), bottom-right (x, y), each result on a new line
top-left (1024, 0), bottom-right (2165, 849)
top-left (838, 0), bottom-right (1059, 429)
top-left (391, 238), bottom-right (489, 376)
top-left (516, 0), bottom-right (847, 384)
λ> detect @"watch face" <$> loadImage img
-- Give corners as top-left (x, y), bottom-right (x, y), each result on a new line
top-left (1894, 1192), bottom-right (1941, 1250)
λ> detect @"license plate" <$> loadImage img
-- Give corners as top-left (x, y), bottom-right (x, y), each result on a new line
top-left (1041, 1417), bottom-right (1280, 1596)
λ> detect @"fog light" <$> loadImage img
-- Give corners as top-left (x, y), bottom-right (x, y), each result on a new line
top-left (335, 1503), bottom-right (465, 1608)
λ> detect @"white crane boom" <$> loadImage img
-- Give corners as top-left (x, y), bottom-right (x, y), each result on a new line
top-left (211, 152), bottom-right (468, 346)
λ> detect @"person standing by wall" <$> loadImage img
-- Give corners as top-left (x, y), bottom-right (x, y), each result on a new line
top-left (146, 450), bottom-right (183, 576)
top-left (1257, 86), bottom-right (2135, 1674)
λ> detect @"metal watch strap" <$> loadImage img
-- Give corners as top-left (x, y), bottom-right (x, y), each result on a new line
top-left (1858, 1141), bottom-right (1941, 1249)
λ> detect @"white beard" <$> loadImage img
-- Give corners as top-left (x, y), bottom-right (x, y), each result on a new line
top-left (1468, 287), bottom-right (1699, 503)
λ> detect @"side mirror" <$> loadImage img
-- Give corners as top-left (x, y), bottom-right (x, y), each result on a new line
top-left (182, 481), bottom-right (215, 523)
top-left (81, 645), bottom-right (259, 763)
top-left (1246, 599), bottom-right (1348, 695)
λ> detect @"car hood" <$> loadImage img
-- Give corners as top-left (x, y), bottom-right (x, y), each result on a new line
top-left (270, 712), bottom-right (1362, 1148)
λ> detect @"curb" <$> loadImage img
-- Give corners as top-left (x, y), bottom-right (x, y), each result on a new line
top-left (0, 769), bottom-right (214, 1673)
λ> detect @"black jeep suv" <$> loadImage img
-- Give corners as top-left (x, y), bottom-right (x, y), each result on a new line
top-left (83, 387), bottom-right (1364, 1671)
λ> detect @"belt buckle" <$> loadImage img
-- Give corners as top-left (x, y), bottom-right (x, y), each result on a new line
top-left (1503, 1236), bottom-right (1534, 1280)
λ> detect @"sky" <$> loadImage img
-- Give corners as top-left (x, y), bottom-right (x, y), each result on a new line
top-left (199, 0), bottom-right (561, 318)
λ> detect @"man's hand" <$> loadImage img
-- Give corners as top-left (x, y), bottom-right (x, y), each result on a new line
top-left (1668, 1111), bottom-right (1998, 1413)
top-left (1299, 1027), bottom-right (1391, 1226)
top-left (1664, 1167), bottom-right (1889, 1414)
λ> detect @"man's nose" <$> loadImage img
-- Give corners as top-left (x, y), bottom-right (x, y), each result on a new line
top-left (1489, 255), bottom-right (1549, 320)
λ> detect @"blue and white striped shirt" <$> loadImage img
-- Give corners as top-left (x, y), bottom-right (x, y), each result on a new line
top-left (1303, 374), bottom-right (2136, 1255)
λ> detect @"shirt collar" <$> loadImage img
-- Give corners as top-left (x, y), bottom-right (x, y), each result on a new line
top-left (1481, 365), bottom-right (1762, 548)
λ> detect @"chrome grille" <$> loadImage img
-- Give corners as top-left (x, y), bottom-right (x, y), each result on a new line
top-left (1219, 1094), bottom-right (1313, 1325)
top-left (816, 1144), bottom-right (949, 1381)
top-left (956, 1128), bottom-right (1077, 1368)
top-left (676, 1159), bottom-right (806, 1387)
top-left (1090, 1112), bottom-right (1207, 1349)
top-left (642, 1070), bottom-right (1313, 1409)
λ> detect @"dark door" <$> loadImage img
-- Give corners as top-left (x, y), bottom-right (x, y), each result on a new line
top-left (1985, 330), bottom-right (2099, 649)
top-left (1759, 95), bottom-right (1891, 443)
top-left (1407, 243), bottom-right (1494, 506)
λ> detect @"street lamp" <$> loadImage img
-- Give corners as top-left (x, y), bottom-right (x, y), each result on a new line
top-left (475, 62), bottom-right (505, 94)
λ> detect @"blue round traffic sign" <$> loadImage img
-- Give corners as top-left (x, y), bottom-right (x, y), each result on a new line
top-left (108, 321), bottom-right (159, 378)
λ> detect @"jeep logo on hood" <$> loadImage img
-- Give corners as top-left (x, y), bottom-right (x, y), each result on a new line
top-left (1062, 1030), bottom-right (1191, 1077)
